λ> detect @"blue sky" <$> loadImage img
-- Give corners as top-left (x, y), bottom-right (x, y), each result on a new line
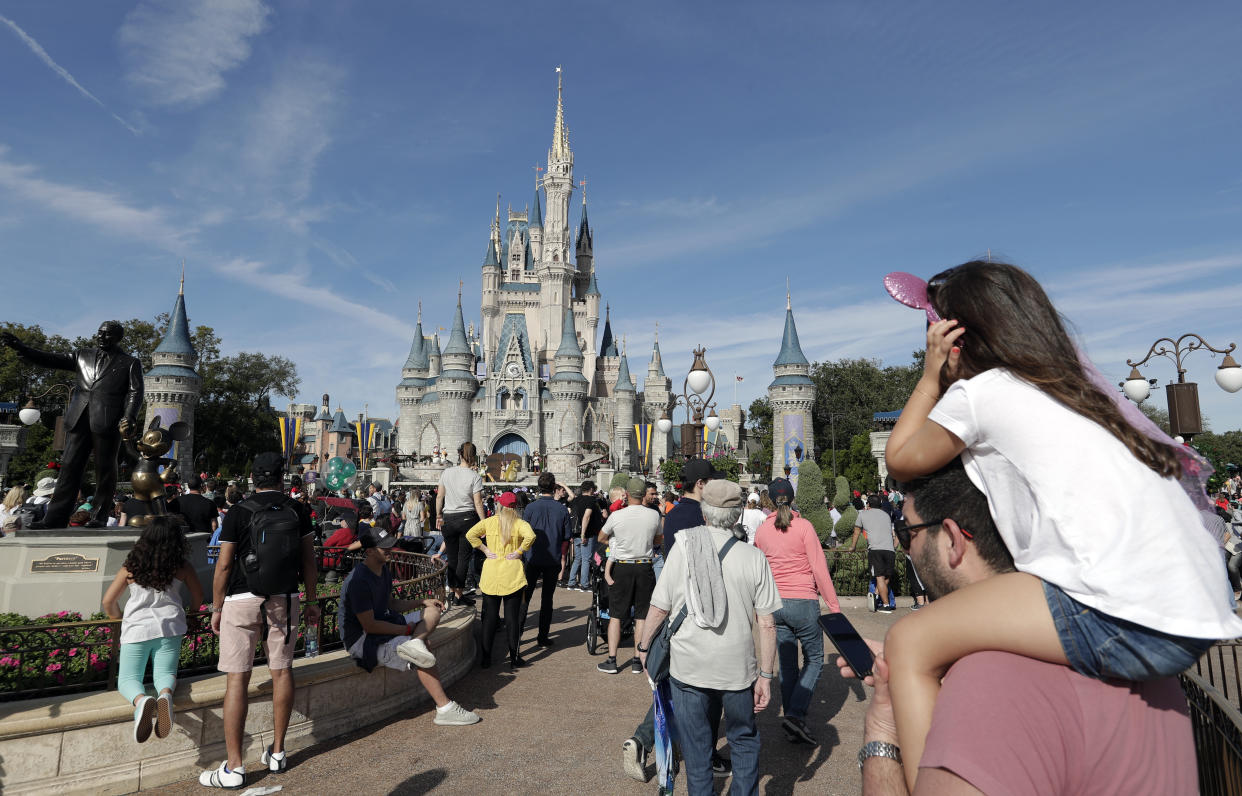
top-left (2, 1), bottom-right (1240, 430)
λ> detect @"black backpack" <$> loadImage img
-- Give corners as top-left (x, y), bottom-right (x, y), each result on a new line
top-left (239, 496), bottom-right (304, 597)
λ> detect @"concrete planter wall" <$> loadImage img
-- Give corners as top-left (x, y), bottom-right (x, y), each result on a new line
top-left (0, 608), bottom-right (475, 794)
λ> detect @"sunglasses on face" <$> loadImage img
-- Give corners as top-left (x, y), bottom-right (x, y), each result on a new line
top-left (894, 517), bottom-right (972, 548)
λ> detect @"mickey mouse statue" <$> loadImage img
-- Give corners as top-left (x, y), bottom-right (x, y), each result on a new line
top-left (123, 416), bottom-right (190, 527)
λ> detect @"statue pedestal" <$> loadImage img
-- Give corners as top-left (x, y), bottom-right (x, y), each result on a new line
top-left (0, 528), bottom-right (214, 617)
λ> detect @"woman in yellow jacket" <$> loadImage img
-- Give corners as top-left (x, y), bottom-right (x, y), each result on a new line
top-left (466, 491), bottom-right (536, 669)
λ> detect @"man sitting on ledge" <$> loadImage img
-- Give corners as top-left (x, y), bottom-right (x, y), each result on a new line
top-left (342, 527), bottom-right (481, 726)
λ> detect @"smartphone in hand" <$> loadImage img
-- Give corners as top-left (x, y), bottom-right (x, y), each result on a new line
top-left (819, 612), bottom-right (875, 679)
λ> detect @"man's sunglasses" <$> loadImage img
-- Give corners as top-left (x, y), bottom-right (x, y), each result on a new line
top-left (894, 518), bottom-right (972, 549)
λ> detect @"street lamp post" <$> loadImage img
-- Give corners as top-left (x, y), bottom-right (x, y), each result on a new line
top-left (1122, 334), bottom-right (1242, 442)
top-left (655, 346), bottom-right (719, 459)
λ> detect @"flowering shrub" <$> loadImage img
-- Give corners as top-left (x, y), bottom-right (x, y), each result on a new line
top-left (0, 610), bottom-right (115, 694)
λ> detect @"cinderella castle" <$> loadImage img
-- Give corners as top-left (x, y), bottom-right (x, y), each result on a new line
top-left (394, 70), bottom-right (815, 484)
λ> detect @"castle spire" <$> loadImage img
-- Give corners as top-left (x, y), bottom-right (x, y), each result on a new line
top-left (599, 304), bottom-right (618, 357)
top-left (551, 65), bottom-right (570, 162)
top-left (155, 273), bottom-right (196, 359)
top-left (179, 258), bottom-right (185, 296)
top-left (774, 299), bottom-right (810, 367)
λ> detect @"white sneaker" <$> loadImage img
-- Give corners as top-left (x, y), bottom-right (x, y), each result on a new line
top-left (622, 737), bottom-right (648, 782)
top-left (155, 693), bottom-right (174, 739)
top-left (261, 744), bottom-right (287, 772)
top-left (133, 696), bottom-right (155, 744)
top-left (397, 637), bottom-right (437, 669)
top-left (433, 701), bottom-right (481, 726)
top-left (198, 762), bottom-right (245, 789)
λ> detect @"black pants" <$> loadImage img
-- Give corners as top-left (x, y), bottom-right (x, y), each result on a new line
top-left (480, 589), bottom-right (524, 663)
top-left (440, 511), bottom-right (479, 591)
top-left (521, 563), bottom-right (560, 643)
top-left (46, 414), bottom-right (120, 527)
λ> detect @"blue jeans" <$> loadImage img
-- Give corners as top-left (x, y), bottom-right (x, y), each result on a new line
top-left (569, 539), bottom-right (592, 586)
top-left (653, 552), bottom-right (665, 582)
top-left (670, 678), bottom-right (759, 796)
top-left (1043, 580), bottom-right (1214, 680)
top-left (773, 597), bottom-right (823, 720)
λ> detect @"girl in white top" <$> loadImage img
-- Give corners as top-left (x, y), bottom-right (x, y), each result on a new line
top-left (882, 260), bottom-right (1242, 789)
top-left (103, 516), bottom-right (204, 745)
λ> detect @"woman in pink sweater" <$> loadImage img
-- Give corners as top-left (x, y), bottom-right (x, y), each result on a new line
top-left (754, 478), bottom-right (840, 746)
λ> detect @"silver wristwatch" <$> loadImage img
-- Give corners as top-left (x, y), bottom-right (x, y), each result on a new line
top-left (858, 740), bottom-right (902, 770)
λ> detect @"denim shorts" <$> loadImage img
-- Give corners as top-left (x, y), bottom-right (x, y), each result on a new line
top-left (1043, 580), bottom-right (1214, 681)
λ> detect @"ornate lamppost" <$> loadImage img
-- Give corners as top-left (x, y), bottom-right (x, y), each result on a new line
top-left (1121, 334), bottom-right (1242, 442)
top-left (655, 346), bottom-right (721, 459)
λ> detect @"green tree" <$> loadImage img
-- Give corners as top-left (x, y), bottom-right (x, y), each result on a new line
top-left (746, 397), bottom-right (773, 480)
top-left (1, 323), bottom-right (74, 486)
top-left (811, 353), bottom-right (923, 478)
top-left (1139, 403), bottom-right (1171, 435)
top-left (1191, 430), bottom-right (1242, 490)
top-left (832, 475), bottom-right (860, 543)
top-left (841, 431), bottom-right (880, 491)
top-left (196, 352), bottom-right (300, 475)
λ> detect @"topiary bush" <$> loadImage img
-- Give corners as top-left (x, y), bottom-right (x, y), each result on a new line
top-left (832, 475), bottom-right (851, 509)
top-left (795, 460), bottom-right (832, 540)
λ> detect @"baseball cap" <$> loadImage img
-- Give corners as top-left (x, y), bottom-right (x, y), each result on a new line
top-left (625, 476), bottom-right (647, 498)
top-left (252, 451), bottom-right (284, 477)
top-left (768, 478), bottom-right (794, 505)
top-left (701, 479), bottom-right (743, 508)
top-left (497, 491), bottom-right (518, 508)
top-left (747, 492), bottom-right (760, 504)
top-left (681, 458), bottom-right (720, 486)
top-left (359, 528), bottom-right (399, 550)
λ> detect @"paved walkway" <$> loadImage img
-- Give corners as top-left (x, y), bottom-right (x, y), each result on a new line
top-left (149, 593), bottom-right (906, 795)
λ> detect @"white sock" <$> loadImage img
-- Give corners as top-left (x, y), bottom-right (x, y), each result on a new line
top-left (269, 749), bottom-right (285, 760)
top-left (436, 701), bottom-right (457, 713)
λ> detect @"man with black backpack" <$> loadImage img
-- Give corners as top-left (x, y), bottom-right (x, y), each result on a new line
top-left (201, 452), bottom-right (319, 790)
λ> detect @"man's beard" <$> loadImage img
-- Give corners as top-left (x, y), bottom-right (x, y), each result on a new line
top-left (912, 540), bottom-right (958, 601)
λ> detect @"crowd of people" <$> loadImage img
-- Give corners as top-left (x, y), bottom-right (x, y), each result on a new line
top-left (4, 260), bottom-right (1237, 793)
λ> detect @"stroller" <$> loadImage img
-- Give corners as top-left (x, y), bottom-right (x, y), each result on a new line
top-left (584, 544), bottom-right (634, 654)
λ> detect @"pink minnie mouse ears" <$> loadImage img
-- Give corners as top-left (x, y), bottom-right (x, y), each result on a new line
top-left (883, 272), bottom-right (941, 323)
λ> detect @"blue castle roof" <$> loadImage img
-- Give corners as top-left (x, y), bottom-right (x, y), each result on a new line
top-left (615, 353), bottom-right (635, 392)
top-left (443, 298), bottom-right (472, 357)
top-left (773, 307), bottom-right (809, 367)
top-left (155, 292), bottom-right (196, 357)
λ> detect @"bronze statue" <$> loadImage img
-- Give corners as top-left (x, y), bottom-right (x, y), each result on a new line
top-left (123, 416), bottom-right (189, 526)
top-left (0, 321), bottom-right (143, 528)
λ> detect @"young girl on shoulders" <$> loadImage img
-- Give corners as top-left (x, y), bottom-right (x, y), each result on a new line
top-left (103, 516), bottom-right (204, 744)
top-left (882, 260), bottom-right (1242, 789)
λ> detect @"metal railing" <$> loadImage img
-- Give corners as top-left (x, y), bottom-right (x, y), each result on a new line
top-left (1181, 667), bottom-right (1242, 795)
top-left (0, 548), bottom-right (445, 703)
top-left (1193, 640), bottom-right (1242, 714)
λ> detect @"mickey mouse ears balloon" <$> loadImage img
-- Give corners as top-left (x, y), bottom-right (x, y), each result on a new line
top-left (883, 272), bottom-right (941, 323)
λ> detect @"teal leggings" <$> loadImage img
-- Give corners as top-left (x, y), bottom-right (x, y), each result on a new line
top-left (117, 636), bottom-right (181, 704)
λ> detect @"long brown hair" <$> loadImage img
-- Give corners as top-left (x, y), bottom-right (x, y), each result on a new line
top-left (458, 442), bottom-right (478, 468)
top-left (927, 260), bottom-right (1181, 478)
top-left (123, 516), bottom-right (188, 591)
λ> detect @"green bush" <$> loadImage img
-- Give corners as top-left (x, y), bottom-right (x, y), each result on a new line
top-left (825, 550), bottom-right (912, 596)
top-left (795, 460), bottom-right (833, 540)
top-left (832, 475), bottom-right (851, 508)
top-left (835, 503), bottom-right (860, 547)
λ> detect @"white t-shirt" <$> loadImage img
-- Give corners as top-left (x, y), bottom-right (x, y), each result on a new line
top-left (438, 466), bottom-right (483, 514)
top-left (929, 368), bottom-right (1242, 639)
top-left (651, 527), bottom-right (782, 690)
top-left (600, 504), bottom-right (661, 560)
top-left (741, 507), bottom-right (766, 544)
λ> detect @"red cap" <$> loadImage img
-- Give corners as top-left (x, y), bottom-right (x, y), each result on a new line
top-left (497, 491), bottom-right (518, 508)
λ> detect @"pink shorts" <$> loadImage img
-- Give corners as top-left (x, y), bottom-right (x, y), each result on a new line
top-left (218, 594), bottom-right (300, 673)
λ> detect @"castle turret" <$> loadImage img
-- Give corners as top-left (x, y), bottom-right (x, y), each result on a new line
top-left (144, 271), bottom-right (200, 476)
top-left (594, 305), bottom-right (620, 398)
top-left (575, 194), bottom-right (594, 298)
top-left (543, 68), bottom-right (574, 264)
top-left (642, 332), bottom-right (672, 468)
top-left (612, 346), bottom-right (636, 470)
top-left (396, 305), bottom-right (433, 456)
top-left (768, 292), bottom-right (816, 483)
top-left (438, 293), bottom-right (478, 458)
top-left (549, 307), bottom-right (589, 475)
top-left (529, 182), bottom-right (544, 264)
top-left (482, 232), bottom-right (502, 363)
top-left (429, 333), bottom-right (442, 377)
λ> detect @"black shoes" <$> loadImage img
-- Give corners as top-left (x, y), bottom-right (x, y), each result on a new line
top-left (782, 716), bottom-right (818, 745)
top-left (631, 657), bottom-right (644, 674)
top-left (597, 657), bottom-right (620, 674)
top-left (535, 637), bottom-right (555, 648)
top-left (509, 656), bottom-right (531, 669)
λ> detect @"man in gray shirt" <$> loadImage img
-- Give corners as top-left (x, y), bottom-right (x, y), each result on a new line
top-left (848, 494), bottom-right (897, 612)
top-left (597, 477), bottom-right (662, 674)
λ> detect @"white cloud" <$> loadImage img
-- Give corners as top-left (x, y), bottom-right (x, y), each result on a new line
top-left (119, 0), bottom-right (271, 109)
top-left (0, 145), bottom-right (187, 250)
top-left (0, 13), bottom-right (139, 134)
top-left (241, 57), bottom-right (344, 202)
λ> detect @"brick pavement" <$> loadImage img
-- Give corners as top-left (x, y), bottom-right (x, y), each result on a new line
top-left (147, 593), bottom-right (905, 795)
